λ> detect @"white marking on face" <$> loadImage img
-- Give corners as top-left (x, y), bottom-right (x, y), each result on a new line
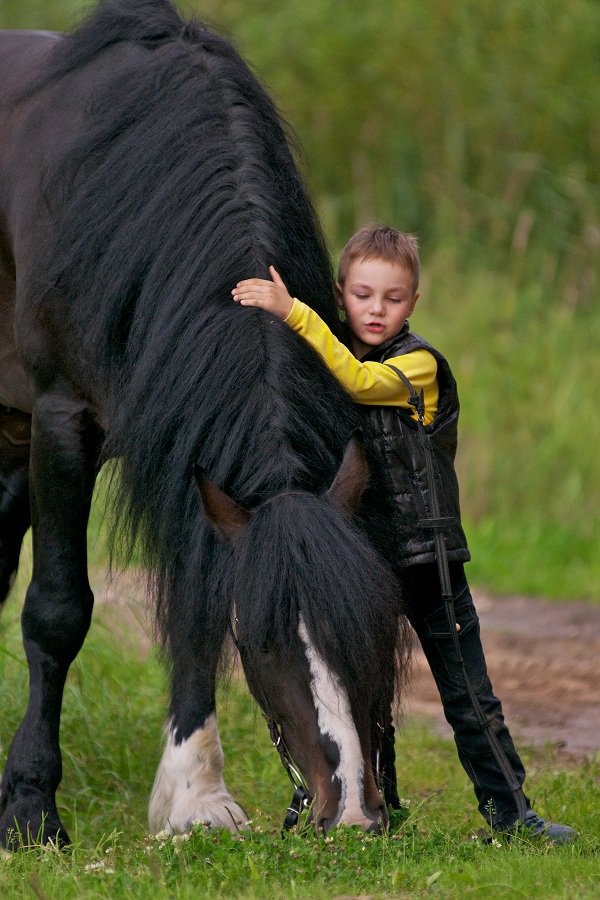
top-left (298, 618), bottom-right (373, 827)
top-left (149, 713), bottom-right (248, 834)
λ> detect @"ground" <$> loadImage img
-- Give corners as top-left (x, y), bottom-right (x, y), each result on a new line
top-left (94, 571), bottom-right (600, 760)
top-left (410, 590), bottom-right (600, 759)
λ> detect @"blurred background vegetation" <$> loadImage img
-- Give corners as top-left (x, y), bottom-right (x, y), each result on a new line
top-left (2, 0), bottom-right (599, 599)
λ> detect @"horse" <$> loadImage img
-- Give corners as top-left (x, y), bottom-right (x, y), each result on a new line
top-left (0, 0), bottom-right (409, 848)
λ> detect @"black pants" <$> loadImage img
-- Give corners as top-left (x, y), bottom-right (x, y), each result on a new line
top-left (399, 562), bottom-right (529, 827)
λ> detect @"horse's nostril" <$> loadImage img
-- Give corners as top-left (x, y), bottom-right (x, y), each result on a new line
top-left (315, 808), bottom-right (387, 833)
top-left (315, 815), bottom-right (333, 833)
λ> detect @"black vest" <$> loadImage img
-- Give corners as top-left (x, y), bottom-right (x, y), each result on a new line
top-left (361, 324), bottom-right (470, 568)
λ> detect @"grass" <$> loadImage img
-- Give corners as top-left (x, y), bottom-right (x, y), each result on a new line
top-left (1, 545), bottom-right (599, 897)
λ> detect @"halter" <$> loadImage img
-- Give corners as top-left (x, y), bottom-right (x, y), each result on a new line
top-left (267, 716), bottom-right (311, 830)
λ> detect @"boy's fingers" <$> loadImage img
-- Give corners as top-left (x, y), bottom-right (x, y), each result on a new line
top-left (236, 291), bottom-right (271, 303)
top-left (232, 284), bottom-right (270, 297)
top-left (233, 289), bottom-right (272, 307)
top-left (269, 266), bottom-right (286, 288)
top-left (239, 298), bottom-right (275, 309)
top-left (235, 277), bottom-right (271, 290)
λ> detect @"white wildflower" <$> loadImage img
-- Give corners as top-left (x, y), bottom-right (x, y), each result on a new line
top-left (172, 832), bottom-right (191, 845)
top-left (84, 859), bottom-right (115, 873)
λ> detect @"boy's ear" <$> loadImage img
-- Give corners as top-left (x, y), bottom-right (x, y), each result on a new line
top-left (408, 292), bottom-right (420, 316)
top-left (335, 282), bottom-right (344, 307)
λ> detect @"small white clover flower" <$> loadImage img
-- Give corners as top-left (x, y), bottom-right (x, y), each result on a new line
top-left (172, 832), bottom-right (191, 845)
top-left (84, 859), bottom-right (114, 874)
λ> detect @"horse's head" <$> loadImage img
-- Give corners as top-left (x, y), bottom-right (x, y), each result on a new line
top-left (195, 435), bottom-right (403, 832)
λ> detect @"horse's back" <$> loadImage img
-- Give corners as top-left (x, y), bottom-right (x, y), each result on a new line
top-left (0, 31), bottom-right (61, 101)
top-left (0, 29), bottom-right (122, 408)
top-left (0, 31), bottom-right (63, 412)
top-left (0, 30), bottom-right (62, 227)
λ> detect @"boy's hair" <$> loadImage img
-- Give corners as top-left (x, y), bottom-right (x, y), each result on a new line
top-left (338, 225), bottom-right (420, 293)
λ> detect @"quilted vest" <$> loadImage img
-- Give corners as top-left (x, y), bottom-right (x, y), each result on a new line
top-left (360, 323), bottom-right (470, 568)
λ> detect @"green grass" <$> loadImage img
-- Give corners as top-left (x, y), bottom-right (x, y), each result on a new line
top-left (1, 556), bottom-right (599, 898)
top-left (465, 517), bottom-right (600, 601)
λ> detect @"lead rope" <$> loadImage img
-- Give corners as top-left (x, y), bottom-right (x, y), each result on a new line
top-left (386, 365), bottom-right (528, 825)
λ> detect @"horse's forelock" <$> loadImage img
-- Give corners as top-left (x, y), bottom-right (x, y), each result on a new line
top-left (232, 494), bottom-right (401, 707)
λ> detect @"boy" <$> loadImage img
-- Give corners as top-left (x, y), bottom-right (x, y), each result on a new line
top-left (231, 225), bottom-right (576, 842)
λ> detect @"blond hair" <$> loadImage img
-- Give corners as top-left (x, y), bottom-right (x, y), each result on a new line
top-left (338, 225), bottom-right (420, 294)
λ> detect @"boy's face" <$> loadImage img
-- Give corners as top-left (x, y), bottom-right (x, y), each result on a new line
top-left (337, 257), bottom-right (419, 358)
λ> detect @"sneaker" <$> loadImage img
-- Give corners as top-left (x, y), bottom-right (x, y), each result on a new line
top-left (497, 810), bottom-right (578, 844)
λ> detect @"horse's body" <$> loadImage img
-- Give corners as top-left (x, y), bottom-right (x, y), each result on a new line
top-left (0, 0), bottom-right (406, 847)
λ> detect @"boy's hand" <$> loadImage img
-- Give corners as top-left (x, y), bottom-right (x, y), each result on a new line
top-left (231, 266), bottom-right (294, 319)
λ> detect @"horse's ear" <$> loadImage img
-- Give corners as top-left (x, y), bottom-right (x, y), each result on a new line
top-left (194, 464), bottom-right (251, 540)
top-left (326, 430), bottom-right (370, 516)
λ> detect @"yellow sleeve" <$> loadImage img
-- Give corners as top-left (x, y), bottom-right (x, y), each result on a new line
top-left (285, 299), bottom-right (438, 423)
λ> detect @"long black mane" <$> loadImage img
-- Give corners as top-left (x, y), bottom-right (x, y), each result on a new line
top-left (33, 0), bottom-right (403, 702)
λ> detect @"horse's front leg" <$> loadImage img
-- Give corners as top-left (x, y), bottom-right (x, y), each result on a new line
top-left (0, 393), bottom-right (99, 849)
top-left (149, 633), bottom-right (248, 834)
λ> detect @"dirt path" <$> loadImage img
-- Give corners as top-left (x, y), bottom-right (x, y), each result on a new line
top-left (409, 590), bottom-right (600, 759)
top-left (94, 572), bottom-right (600, 759)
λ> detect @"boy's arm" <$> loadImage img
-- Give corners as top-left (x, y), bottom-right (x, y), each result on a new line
top-left (232, 268), bottom-right (438, 422)
top-left (286, 300), bottom-right (438, 422)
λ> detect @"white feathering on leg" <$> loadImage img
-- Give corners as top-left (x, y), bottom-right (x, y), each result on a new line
top-left (148, 713), bottom-right (248, 834)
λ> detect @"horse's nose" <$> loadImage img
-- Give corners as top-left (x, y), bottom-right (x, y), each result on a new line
top-left (316, 803), bottom-right (388, 833)
top-left (364, 817), bottom-right (386, 835)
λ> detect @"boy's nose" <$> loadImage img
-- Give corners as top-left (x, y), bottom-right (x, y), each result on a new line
top-left (369, 296), bottom-right (385, 315)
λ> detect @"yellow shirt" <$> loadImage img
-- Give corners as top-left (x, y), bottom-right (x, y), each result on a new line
top-left (285, 299), bottom-right (438, 425)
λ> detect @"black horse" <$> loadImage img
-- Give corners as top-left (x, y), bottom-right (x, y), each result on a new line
top-left (0, 0), bottom-right (408, 847)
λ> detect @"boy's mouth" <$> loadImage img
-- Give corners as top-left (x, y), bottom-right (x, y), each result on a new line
top-left (365, 322), bottom-right (385, 333)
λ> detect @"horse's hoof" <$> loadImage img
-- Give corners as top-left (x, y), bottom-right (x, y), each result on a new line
top-left (150, 793), bottom-right (250, 836)
top-left (0, 798), bottom-right (70, 850)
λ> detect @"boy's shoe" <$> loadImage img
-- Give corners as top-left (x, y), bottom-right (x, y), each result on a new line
top-left (495, 810), bottom-right (578, 844)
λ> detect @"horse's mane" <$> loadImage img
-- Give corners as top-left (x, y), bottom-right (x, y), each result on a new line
top-left (32, 0), bottom-right (404, 700)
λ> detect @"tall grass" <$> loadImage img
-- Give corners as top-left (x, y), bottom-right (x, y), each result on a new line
top-left (413, 260), bottom-right (600, 600)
